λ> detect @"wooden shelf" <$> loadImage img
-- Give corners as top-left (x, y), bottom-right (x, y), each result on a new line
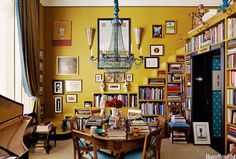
top-left (226, 86), bottom-right (236, 89)
top-left (139, 84), bottom-right (165, 87)
top-left (167, 91), bottom-right (182, 93)
top-left (227, 52), bottom-right (236, 55)
top-left (227, 68), bottom-right (236, 71)
top-left (227, 105), bottom-right (236, 108)
top-left (138, 99), bottom-right (165, 102)
top-left (228, 123), bottom-right (236, 128)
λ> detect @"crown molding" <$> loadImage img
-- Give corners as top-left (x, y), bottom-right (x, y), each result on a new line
top-left (40, 0), bottom-right (221, 7)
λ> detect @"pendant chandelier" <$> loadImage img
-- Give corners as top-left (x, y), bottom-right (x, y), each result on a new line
top-left (85, 0), bottom-right (143, 73)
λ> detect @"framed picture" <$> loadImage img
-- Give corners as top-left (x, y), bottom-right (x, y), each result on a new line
top-left (66, 94), bottom-right (77, 103)
top-left (157, 70), bottom-right (166, 77)
top-left (104, 73), bottom-right (115, 83)
top-left (65, 80), bottom-right (82, 92)
top-left (95, 74), bottom-right (103, 82)
top-left (176, 55), bottom-right (185, 62)
top-left (165, 20), bottom-right (176, 34)
top-left (108, 84), bottom-right (120, 90)
top-left (114, 73), bottom-right (125, 83)
top-left (150, 45), bottom-right (164, 56)
top-left (98, 18), bottom-right (131, 69)
top-left (54, 96), bottom-right (63, 113)
top-left (84, 101), bottom-right (92, 107)
top-left (53, 80), bottom-right (64, 95)
top-left (56, 56), bottom-right (78, 75)
top-left (145, 57), bottom-right (159, 69)
top-left (53, 20), bottom-right (72, 46)
top-left (126, 74), bottom-right (133, 82)
top-left (193, 122), bottom-right (211, 145)
top-left (152, 25), bottom-right (163, 38)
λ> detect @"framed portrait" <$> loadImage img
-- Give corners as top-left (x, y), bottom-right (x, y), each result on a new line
top-left (126, 74), bottom-right (133, 82)
top-left (152, 25), bottom-right (163, 38)
top-left (98, 18), bottom-right (131, 69)
top-left (193, 122), bottom-right (211, 145)
top-left (176, 55), bottom-right (185, 62)
top-left (56, 56), bottom-right (78, 75)
top-left (53, 20), bottom-right (72, 46)
top-left (65, 80), bottom-right (82, 92)
top-left (150, 45), bottom-right (164, 56)
top-left (95, 74), bottom-right (103, 82)
top-left (108, 84), bottom-right (120, 90)
top-left (66, 94), bottom-right (77, 103)
top-left (53, 80), bottom-right (64, 95)
top-left (54, 96), bottom-right (63, 113)
top-left (84, 101), bottom-right (92, 107)
top-left (104, 73), bottom-right (115, 83)
top-left (165, 20), bottom-right (176, 34)
top-left (115, 73), bottom-right (125, 83)
top-left (145, 57), bottom-right (159, 69)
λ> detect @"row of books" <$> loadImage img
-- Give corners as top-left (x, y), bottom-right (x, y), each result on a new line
top-left (227, 89), bottom-right (236, 106)
top-left (228, 71), bottom-right (236, 87)
top-left (228, 54), bottom-right (236, 68)
top-left (167, 74), bottom-right (183, 83)
top-left (228, 39), bottom-right (236, 50)
top-left (168, 64), bottom-right (184, 73)
top-left (227, 17), bottom-right (236, 39)
top-left (167, 84), bottom-right (181, 91)
top-left (140, 103), bottom-right (165, 115)
top-left (139, 87), bottom-right (165, 100)
top-left (167, 92), bottom-right (182, 101)
top-left (130, 94), bottom-right (137, 108)
top-left (148, 78), bottom-right (165, 85)
top-left (228, 109), bottom-right (236, 125)
top-left (228, 126), bottom-right (236, 141)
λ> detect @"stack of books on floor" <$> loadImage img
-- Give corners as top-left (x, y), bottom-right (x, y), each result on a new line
top-left (170, 131), bottom-right (187, 143)
top-left (33, 140), bottom-right (46, 154)
top-left (108, 129), bottom-right (126, 140)
top-left (171, 115), bottom-right (186, 124)
top-left (130, 120), bottom-right (150, 134)
top-left (228, 126), bottom-right (236, 141)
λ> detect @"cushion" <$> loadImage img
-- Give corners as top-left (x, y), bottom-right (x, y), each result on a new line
top-left (168, 122), bottom-right (190, 128)
top-left (84, 151), bottom-right (115, 159)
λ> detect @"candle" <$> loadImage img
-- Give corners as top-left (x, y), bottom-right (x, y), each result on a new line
top-left (140, 47), bottom-right (142, 56)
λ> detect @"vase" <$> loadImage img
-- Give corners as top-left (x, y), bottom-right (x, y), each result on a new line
top-left (111, 107), bottom-right (117, 117)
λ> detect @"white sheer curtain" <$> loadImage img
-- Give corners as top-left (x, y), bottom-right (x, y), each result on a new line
top-left (0, 0), bottom-right (33, 114)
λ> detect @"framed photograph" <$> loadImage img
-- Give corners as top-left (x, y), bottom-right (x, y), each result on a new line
top-left (84, 101), bottom-right (92, 107)
top-left (98, 18), bottom-right (131, 69)
top-left (104, 73), bottom-right (115, 83)
top-left (95, 74), bottom-right (103, 82)
top-left (126, 74), bottom-right (133, 82)
top-left (176, 55), bottom-right (185, 62)
top-left (193, 122), bottom-right (211, 145)
top-left (65, 80), bottom-right (82, 92)
top-left (66, 94), bottom-right (77, 103)
top-left (150, 45), bottom-right (164, 56)
top-left (152, 25), bottom-right (163, 38)
top-left (53, 80), bottom-right (64, 95)
top-left (165, 20), bottom-right (176, 34)
top-left (53, 20), bottom-right (72, 46)
top-left (54, 96), bottom-right (63, 113)
top-left (56, 56), bottom-right (78, 75)
top-left (115, 73), bottom-right (125, 83)
top-left (145, 57), bottom-right (159, 69)
top-left (108, 84), bottom-right (120, 90)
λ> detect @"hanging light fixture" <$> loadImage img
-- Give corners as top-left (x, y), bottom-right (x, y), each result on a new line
top-left (85, 0), bottom-right (143, 73)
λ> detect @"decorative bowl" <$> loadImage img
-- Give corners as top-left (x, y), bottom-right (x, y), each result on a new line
top-left (94, 129), bottom-right (105, 135)
top-left (131, 127), bottom-right (141, 137)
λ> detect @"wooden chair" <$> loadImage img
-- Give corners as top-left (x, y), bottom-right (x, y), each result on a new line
top-left (122, 127), bottom-right (163, 159)
top-left (72, 130), bottom-right (114, 159)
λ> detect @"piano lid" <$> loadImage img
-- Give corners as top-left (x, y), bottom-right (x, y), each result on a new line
top-left (0, 95), bottom-right (23, 124)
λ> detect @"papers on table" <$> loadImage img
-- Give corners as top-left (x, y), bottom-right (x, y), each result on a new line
top-left (107, 129), bottom-right (126, 140)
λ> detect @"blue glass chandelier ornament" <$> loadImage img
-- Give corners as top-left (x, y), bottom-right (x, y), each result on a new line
top-left (218, 0), bottom-right (232, 11)
top-left (85, 0), bottom-right (143, 73)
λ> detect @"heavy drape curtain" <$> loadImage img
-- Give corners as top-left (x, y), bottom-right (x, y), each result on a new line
top-left (16, 0), bottom-right (41, 121)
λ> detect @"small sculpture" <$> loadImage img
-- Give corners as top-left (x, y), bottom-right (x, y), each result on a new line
top-left (190, 4), bottom-right (207, 28)
top-left (100, 80), bottom-right (105, 92)
top-left (123, 80), bottom-right (128, 92)
top-left (100, 95), bottom-right (107, 118)
top-left (114, 110), bottom-right (122, 129)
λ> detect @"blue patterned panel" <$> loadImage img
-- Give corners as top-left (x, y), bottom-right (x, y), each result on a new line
top-left (212, 91), bottom-right (222, 137)
top-left (212, 56), bottom-right (221, 70)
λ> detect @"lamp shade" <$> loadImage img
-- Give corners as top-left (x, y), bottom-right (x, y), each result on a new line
top-left (85, 28), bottom-right (95, 50)
top-left (133, 27), bottom-right (143, 49)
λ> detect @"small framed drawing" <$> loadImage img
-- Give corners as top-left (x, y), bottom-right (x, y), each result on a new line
top-left (66, 94), bottom-right (77, 103)
top-left (56, 56), bottom-right (78, 75)
top-left (152, 25), bottom-right (163, 38)
top-left (84, 101), bottom-right (92, 107)
top-left (104, 73), bottom-right (115, 83)
top-left (115, 73), bottom-right (125, 83)
top-left (145, 57), bottom-right (159, 69)
top-left (150, 45), bottom-right (164, 56)
top-left (126, 74), bottom-right (133, 82)
top-left (165, 20), bottom-right (176, 34)
top-left (193, 122), bottom-right (211, 145)
top-left (54, 96), bottom-right (63, 113)
top-left (95, 74), bottom-right (103, 82)
top-left (53, 80), bottom-right (64, 95)
top-left (65, 80), bottom-right (82, 92)
top-left (108, 84), bottom-right (120, 90)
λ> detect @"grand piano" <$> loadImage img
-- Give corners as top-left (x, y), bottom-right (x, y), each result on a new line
top-left (0, 95), bottom-right (32, 159)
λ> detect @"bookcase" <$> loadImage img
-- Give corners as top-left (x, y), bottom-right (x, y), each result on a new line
top-left (166, 63), bottom-right (184, 118)
top-left (185, 55), bottom-right (192, 122)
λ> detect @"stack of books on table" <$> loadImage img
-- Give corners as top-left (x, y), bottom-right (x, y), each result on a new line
top-left (171, 115), bottom-right (186, 124)
top-left (36, 122), bottom-right (52, 133)
top-left (107, 129), bottom-right (126, 140)
top-left (85, 116), bottom-right (102, 127)
top-left (130, 120), bottom-right (150, 134)
top-left (108, 116), bottom-right (125, 126)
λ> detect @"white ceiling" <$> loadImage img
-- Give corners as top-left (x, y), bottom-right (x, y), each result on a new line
top-left (40, 0), bottom-right (222, 7)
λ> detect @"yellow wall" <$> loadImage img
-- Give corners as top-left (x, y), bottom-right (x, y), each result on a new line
top-left (43, 6), bottom-right (197, 119)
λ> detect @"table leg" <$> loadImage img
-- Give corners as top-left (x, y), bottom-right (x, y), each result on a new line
top-left (115, 153), bottom-right (121, 159)
top-left (171, 128), bottom-right (174, 144)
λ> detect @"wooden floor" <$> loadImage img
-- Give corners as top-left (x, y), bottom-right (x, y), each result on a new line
top-left (29, 138), bottom-right (219, 159)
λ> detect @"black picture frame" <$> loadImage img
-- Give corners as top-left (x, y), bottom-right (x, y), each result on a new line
top-left (53, 80), bottom-right (64, 95)
top-left (150, 44), bottom-right (164, 56)
top-left (145, 57), bottom-right (159, 69)
top-left (97, 18), bottom-right (131, 69)
top-left (152, 25), bottom-right (163, 38)
top-left (54, 96), bottom-right (63, 114)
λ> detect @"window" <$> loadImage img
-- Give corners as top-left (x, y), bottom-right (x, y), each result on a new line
top-left (0, 0), bottom-right (33, 114)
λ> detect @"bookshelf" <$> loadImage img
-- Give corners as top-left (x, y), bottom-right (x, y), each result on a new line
top-left (166, 62), bottom-right (184, 118)
top-left (185, 54), bottom-right (192, 122)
